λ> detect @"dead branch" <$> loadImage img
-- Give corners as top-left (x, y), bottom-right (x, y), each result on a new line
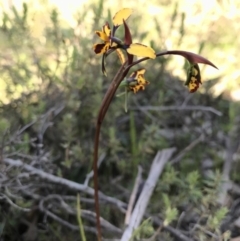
top-left (131, 105), bottom-right (222, 116)
top-left (218, 115), bottom-right (240, 205)
top-left (120, 148), bottom-right (176, 241)
top-left (39, 194), bottom-right (122, 234)
top-left (124, 165), bottom-right (143, 225)
top-left (3, 158), bottom-right (127, 210)
top-left (171, 134), bottom-right (204, 164)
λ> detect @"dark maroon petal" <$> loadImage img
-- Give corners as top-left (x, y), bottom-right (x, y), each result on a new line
top-left (122, 20), bottom-right (133, 64)
top-left (94, 43), bottom-right (106, 54)
top-left (123, 19), bottom-right (132, 45)
top-left (165, 50), bottom-right (218, 69)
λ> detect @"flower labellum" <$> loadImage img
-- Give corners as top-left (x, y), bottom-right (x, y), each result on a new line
top-left (126, 68), bottom-right (150, 93)
top-left (185, 63), bottom-right (201, 93)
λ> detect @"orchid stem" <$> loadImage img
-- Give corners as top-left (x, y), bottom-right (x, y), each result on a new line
top-left (93, 62), bottom-right (128, 241)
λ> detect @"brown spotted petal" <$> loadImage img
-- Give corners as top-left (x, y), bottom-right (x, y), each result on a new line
top-left (127, 68), bottom-right (149, 93)
top-left (188, 78), bottom-right (200, 93)
top-left (185, 63), bottom-right (201, 93)
top-left (93, 22), bottom-right (111, 55)
top-left (135, 68), bottom-right (146, 79)
top-left (93, 43), bottom-right (109, 54)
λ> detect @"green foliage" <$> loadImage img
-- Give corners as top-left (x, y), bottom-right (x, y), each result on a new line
top-left (207, 207), bottom-right (228, 231)
top-left (162, 194), bottom-right (178, 226)
top-left (202, 170), bottom-right (222, 208)
top-left (185, 171), bottom-right (203, 203)
top-left (154, 168), bottom-right (230, 240)
top-left (129, 218), bottom-right (154, 241)
top-left (0, 118), bottom-right (10, 136)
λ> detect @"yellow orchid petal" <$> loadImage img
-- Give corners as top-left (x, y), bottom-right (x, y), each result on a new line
top-left (136, 68), bottom-right (146, 77)
top-left (138, 75), bottom-right (148, 85)
top-left (116, 49), bottom-right (126, 64)
top-left (113, 8), bottom-right (133, 26)
top-left (102, 23), bottom-right (111, 37)
top-left (128, 68), bottom-right (145, 79)
top-left (111, 42), bottom-right (118, 47)
top-left (127, 43), bottom-right (156, 59)
top-left (130, 86), bottom-right (138, 94)
top-left (95, 31), bottom-right (109, 42)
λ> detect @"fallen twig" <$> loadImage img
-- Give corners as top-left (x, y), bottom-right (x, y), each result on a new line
top-left (132, 105), bottom-right (222, 116)
top-left (120, 148), bottom-right (176, 241)
top-left (124, 165), bottom-right (143, 225)
top-left (3, 158), bottom-right (127, 210)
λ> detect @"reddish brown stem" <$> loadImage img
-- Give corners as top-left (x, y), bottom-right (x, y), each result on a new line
top-left (93, 49), bottom-right (217, 241)
top-left (93, 123), bottom-right (101, 241)
top-left (93, 62), bottom-right (129, 241)
top-left (126, 50), bottom-right (218, 71)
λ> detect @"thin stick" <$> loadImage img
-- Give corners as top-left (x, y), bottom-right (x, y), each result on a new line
top-left (124, 165), bottom-right (143, 225)
top-left (120, 148), bottom-right (176, 241)
top-left (3, 158), bottom-right (127, 209)
top-left (132, 105), bottom-right (222, 116)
